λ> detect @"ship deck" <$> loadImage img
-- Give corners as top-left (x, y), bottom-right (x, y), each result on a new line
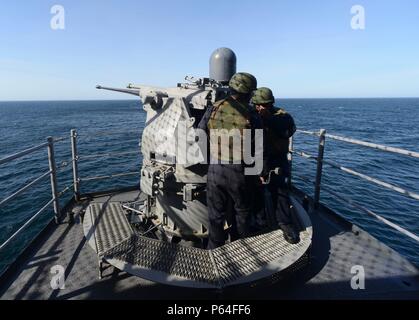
top-left (0, 189), bottom-right (418, 300)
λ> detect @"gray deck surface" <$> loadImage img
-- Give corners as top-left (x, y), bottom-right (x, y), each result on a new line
top-left (1, 190), bottom-right (418, 300)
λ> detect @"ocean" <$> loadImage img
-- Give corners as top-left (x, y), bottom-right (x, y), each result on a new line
top-left (0, 98), bottom-right (418, 274)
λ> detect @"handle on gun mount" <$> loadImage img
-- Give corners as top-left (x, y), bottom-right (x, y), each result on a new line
top-left (261, 167), bottom-right (282, 185)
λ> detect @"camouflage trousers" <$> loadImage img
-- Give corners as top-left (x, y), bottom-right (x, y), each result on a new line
top-left (206, 164), bottom-right (255, 249)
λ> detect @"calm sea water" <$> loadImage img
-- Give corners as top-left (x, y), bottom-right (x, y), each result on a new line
top-left (0, 98), bottom-right (418, 274)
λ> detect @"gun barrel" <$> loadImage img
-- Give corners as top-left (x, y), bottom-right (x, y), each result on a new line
top-left (96, 85), bottom-right (140, 96)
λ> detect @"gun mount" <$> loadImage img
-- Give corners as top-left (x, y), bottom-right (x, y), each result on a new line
top-left (96, 48), bottom-right (239, 242)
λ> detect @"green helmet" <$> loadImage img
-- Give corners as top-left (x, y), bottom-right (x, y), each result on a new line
top-left (229, 72), bottom-right (257, 94)
top-left (251, 87), bottom-right (275, 105)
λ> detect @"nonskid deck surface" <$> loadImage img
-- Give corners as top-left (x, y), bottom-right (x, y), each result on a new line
top-left (0, 190), bottom-right (418, 300)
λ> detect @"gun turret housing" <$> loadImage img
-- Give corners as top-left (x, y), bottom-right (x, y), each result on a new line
top-left (96, 48), bottom-right (237, 241)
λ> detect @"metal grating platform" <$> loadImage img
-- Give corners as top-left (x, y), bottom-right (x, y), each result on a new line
top-left (212, 230), bottom-right (310, 287)
top-left (83, 202), bottom-right (134, 257)
top-left (83, 200), bottom-right (312, 289)
top-left (105, 236), bottom-right (219, 287)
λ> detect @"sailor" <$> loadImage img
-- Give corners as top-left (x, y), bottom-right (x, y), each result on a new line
top-left (251, 87), bottom-right (300, 244)
top-left (198, 72), bottom-right (260, 249)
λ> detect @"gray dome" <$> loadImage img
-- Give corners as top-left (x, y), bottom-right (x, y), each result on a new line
top-left (209, 47), bottom-right (237, 83)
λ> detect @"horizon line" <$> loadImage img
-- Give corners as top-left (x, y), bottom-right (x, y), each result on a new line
top-left (1, 96), bottom-right (419, 102)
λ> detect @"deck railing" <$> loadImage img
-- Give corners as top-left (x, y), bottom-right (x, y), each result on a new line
top-left (0, 129), bottom-right (140, 252)
top-left (291, 129), bottom-right (419, 242)
top-left (0, 137), bottom-right (72, 250)
top-left (0, 128), bottom-right (418, 253)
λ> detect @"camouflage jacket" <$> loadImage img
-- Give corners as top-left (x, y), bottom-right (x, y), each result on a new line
top-left (198, 96), bottom-right (262, 163)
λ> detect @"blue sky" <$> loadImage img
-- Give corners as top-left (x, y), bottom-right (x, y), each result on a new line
top-left (0, 0), bottom-right (418, 100)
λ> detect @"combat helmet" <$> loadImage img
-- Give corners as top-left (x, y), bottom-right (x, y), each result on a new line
top-left (229, 72), bottom-right (257, 94)
top-left (252, 87), bottom-right (275, 105)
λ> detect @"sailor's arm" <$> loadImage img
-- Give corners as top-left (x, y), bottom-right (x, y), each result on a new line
top-left (268, 111), bottom-right (297, 139)
top-left (248, 110), bottom-right (269, 181)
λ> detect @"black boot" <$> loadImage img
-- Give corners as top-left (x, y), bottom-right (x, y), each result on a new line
top-left (280, 224), bottom-right (300, 244)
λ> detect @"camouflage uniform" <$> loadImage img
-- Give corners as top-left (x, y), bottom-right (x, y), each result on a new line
top-left (262, 107), bottom-right (296, 182)
top-left (199, 73), bottom-right (260, 249)
top-left (261, 107), bottom-right (296, 226)
top-left (252, 88), bottom-right (297, 229)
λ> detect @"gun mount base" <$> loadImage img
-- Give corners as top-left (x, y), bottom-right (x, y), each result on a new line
top-left (83, 194), bottom-right (312, 289)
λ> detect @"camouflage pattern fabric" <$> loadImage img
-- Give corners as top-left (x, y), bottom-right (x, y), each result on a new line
top-left (229, 72), bottom-right (257, 94)
top-left (251, 87), bottom-right (275, 105)
top-left (207, 97), bottom-right (252, 163)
